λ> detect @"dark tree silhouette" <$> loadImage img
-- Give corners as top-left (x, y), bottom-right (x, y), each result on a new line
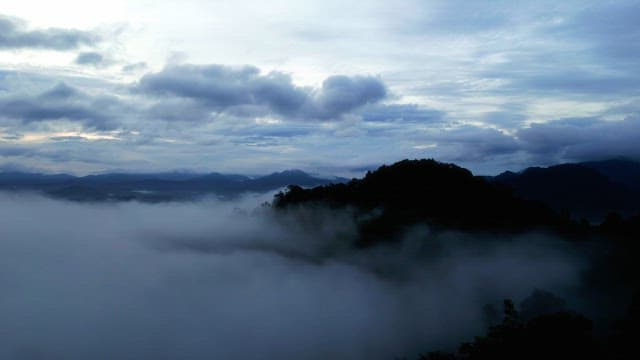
top-left (519, 289), bottom-right (566, 321)
top-left (421, 298), bottom-right (600, 360)
top-left (274, 159), bottom-right (572, 246)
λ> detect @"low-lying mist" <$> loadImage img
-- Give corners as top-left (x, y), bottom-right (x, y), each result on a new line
top-left (0, 192), bottom-right (588, 359)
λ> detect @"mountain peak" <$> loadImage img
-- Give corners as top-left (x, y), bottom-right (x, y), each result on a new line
top-left (275, 158), bottom-right (560, 246)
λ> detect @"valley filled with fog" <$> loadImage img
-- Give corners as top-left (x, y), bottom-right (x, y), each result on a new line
top-left (0, 192), bottom-right (592, 359)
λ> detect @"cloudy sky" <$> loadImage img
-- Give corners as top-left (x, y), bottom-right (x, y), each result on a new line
top-left (1, 0), bottom-right (639, 175)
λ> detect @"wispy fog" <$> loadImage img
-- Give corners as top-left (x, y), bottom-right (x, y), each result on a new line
top-left (0, 192), bottom-right (586, 359)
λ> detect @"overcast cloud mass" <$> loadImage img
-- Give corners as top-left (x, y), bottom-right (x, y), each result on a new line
top-left (0, 0), bottom-right (639, 175)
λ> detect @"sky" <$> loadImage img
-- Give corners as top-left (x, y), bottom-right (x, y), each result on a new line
top-left (0, 0), bottom-right (639, 176)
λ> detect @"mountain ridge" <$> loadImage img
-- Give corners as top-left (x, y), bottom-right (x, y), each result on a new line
top-left (0, 169), bottom-right (347, 202)
top-left (492, 159), bottom-right (640, 220)
top-left (274, 159), bottom-right (567, 246)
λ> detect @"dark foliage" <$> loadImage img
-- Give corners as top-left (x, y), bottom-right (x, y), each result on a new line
top-left (609, 289), bottom-right (640, 359)
top-left (420, 288), bottom-right (640, 360)
top-left (519, 288), bottom-right (567, 321)
top-left (421, 299), bottom-right (599, 360)
top-left (274, 159), bottom-right (569, 246)
top-left (591, 212), bottom-right (640, 291)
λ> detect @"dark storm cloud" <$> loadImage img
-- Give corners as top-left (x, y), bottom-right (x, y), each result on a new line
top-left (433, 126), bottom-right (522, 162)
top-left (138, 64), bottom-right (387, 121)
top-left (314, 75), bottom-right (387, 117)
top-left (0, 15), bottom-right (98, 50)
top-left (517, 116), bottom-right (640, 162)
top-left (74, 52), bottom-right (105, 66)
top-left (0, 83), bottom-right (126, 130)
top-left (145, 98), bottom-right (214, 122)
top-left (40, 82), bottom-right (79, 99)
top-left (412, 116), bottom-right (640, 167)
top-left (0, 98), bottom-right (109, 128)
top-left (139, 65), bottom-right (267, 106)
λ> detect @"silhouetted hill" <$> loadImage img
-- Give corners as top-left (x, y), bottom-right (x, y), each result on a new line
top-left (493, 160), bottom-right (640, 220)
top-left (581, 158), bottom-right (640, 193)
top-left (274, 159), bottom-right (565, 246)
top-left (0, 170), bottom-right (345, 202)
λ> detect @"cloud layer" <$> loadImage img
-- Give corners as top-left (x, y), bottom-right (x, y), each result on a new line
top-left (0, 193), bottom-right (586, 359)
top-left (139, 64), bottom-right (387, 121)
top-left (0, 82), bottom-right (125, 130)
top-left (0, 15), bottom-right (98, 50)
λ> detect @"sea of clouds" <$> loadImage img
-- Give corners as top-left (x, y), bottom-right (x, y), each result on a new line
top-left (0, 192), bottom-right (586, 359)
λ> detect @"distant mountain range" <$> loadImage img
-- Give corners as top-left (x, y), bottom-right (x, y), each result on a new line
top-left (2, 158), bottom-right (639, 222)
top-left (0, 169), bottom-right (347, 202)
top-left (491, 159), bottom-right (640, 220)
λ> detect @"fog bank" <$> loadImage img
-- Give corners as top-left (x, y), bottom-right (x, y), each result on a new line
top-left (0, 193), bottom-right (586, 359)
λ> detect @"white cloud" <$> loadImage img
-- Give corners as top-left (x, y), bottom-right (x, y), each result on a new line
top-left (1, 1), bottom-right (639, 174)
